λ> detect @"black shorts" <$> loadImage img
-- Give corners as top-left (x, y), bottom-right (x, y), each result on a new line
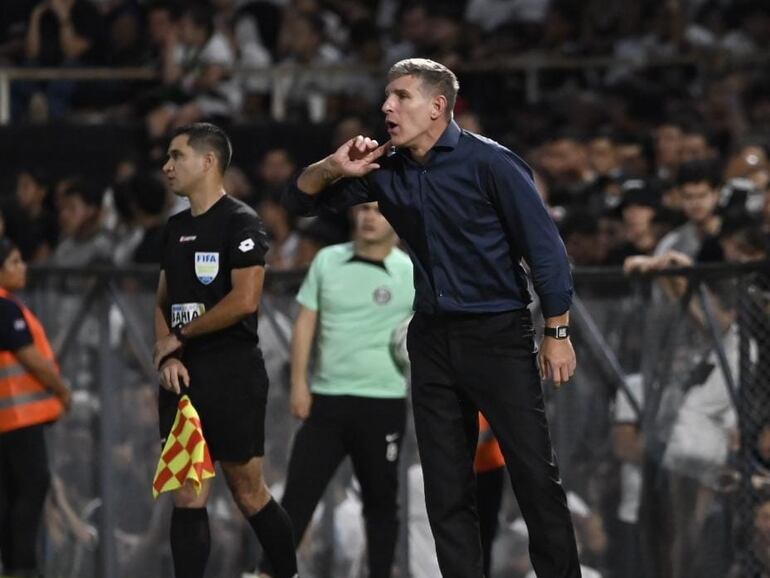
top-left (158, 345), bottom-right (268, 462)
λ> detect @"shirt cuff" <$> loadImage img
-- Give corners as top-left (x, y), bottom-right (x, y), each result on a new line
top-left (539, 292), bottom-right (572, 319)
top-left (282, 182), bottom-right (319, 216)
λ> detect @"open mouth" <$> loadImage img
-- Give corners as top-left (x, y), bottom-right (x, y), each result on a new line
top-left (386, 121), bottom-right (398, 133)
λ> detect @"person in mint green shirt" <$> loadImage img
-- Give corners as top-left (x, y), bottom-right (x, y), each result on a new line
top-left (259, 202), bottom-right (413, 578)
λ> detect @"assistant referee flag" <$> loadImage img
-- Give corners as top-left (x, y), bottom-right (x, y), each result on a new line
top-left (152, 395), bottom-right (215, 498)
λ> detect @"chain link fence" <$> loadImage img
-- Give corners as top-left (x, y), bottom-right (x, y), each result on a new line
top-left (8, 261), bottom-right (769, 578)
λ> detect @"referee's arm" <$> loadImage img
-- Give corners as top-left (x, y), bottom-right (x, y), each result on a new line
top-left (153, 265), bottom-right (265, 368)
top-left (184, 266), bottom-right (264, 336)
top-left (154, 271), bottom-right (189, 392)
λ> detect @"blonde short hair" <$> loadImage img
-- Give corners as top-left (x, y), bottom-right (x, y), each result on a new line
top-left (388, 58), bottom-right (459, 118)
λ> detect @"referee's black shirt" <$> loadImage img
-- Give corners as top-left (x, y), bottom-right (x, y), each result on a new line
top-left (285, 121), bottom-right (573, 317)
top-left (161, 195), bottom-right (269, 351)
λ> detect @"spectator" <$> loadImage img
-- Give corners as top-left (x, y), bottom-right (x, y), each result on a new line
top-left (605, 180), bottom-right (661, 265)
top-left (560, 210), bottom-right (608, 267)
top-left (275, 12), bottom-right (343, 122)
top-left (145, 4), bottom-right (240, 148)
top-left (143, 0), bottom-right (180, 66)
top-left (625, 159), bottom-right (723, 272)
top-left (680, 126), bottom-right (718, 163)
top-left (102, 2), bottom-right (144, 67)
top-left (14, 0), bottom-right (103, 119)
top-left (0, 0), bottom-right (35, 64)
top-left (465, 0), bottom-right (549, 32)
top-left (383, 2), bottom-right (431, 65)
top-left (254, 147), bottom-right (296, 202)
top-left (127, 173), bottom-right (167, 265)
top-left (258, 192), bottom-right (299, 271)
top-left (231, 1), bottom-right (274, 118)
top-left (2, 168), bottom-right (58, 263)
top-left (653, 122), bottom-right (684, 181)
top-left (223, 165), bottom-right (256, 204)
top-left (340, 20), bottom-right (386, 114)
top-left (588, 134), bottom-right (624, 181)
top-left (51, 178), bottom-right (113, 267)
top-left (538, 134), bottom-right (598, 209)
top-left (330, 115), bottom-right (375, 150)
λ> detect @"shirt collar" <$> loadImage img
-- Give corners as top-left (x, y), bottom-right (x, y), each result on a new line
top-left (347, 252), bottom-right (391, 273)
top-left (433, 120), bottom-right (462, 151)
top-left (392, 120), bottom-right (461, 161)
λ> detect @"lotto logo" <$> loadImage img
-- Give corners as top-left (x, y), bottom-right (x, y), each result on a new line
top-left (238, 238), bottom-right (255, 253)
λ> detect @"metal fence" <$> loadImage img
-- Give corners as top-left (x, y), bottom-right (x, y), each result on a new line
top-left (11, 261), bottom-right (770, 578)
top-left (3, 50), bottom-right (770, 124)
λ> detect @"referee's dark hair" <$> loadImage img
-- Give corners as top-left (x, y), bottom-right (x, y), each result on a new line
top-left (172, 123), bottom-right (233, 175)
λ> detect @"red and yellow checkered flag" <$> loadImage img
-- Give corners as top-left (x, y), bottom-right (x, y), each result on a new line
top-left (152, 395), bottom-right (215, 498)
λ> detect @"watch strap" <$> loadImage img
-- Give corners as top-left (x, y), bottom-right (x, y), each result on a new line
top-left (544, 326), bottom-right (569, 339)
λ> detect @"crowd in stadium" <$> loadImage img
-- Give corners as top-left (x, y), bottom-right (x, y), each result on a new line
top-left (1, 2), bottom-right (770, 578)
top-left (1, 0), bottom-right (769, 273)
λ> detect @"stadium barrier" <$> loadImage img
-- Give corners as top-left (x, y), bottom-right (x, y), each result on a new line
top-left (2, 50), bottom-right (770, 124)
top-left (14, 261), bottom-right (768, 578)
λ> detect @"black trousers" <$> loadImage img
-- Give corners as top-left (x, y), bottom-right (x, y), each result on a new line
top-left (407, 310), bottom-right (581, 578)
top-left (0, 424), bottom-right (51, 574)
top-left (275, 394), bottom-right (406, 578)
top-left (477, 466), bottom-right (505, 577)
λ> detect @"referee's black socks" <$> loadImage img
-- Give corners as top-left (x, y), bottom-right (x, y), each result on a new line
top-left (170, 507), bottom-right (210, 578)
top-left (248, 498), bottom-right (298, 578)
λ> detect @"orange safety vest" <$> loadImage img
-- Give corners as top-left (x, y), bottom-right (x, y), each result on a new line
top-left (475, 413), bottom-right (505, 473)
top-left (0, 287), bottom-right (62, 434)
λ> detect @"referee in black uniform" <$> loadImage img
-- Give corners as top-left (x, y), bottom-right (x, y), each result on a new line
top-left (284, 59), bottom-right (580, 578)
top-left (152, 123), bottom-right (297, 578)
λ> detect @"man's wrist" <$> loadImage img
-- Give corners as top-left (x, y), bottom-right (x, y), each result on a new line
top-left (158, 352), bottom-right (181, 368)
top-left (544, 325), bottom-right (570, 339)
top-left (291, 378), bottom-right (310, 391)
top-left (321, 157), bottom-right (343, 183)
top-left (172, 324), bottom-right (188, 344)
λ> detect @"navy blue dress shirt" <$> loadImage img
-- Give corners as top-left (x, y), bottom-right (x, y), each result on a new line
top-left (285, 121), bottom-right (573, 317)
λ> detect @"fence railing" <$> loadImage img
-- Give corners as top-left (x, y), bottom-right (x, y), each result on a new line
top-left (9, 261), bottom-right (770, 578)
top-left (2, 50), bottom-right (769, 124)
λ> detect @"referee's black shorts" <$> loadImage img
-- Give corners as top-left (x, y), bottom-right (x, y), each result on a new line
top-left (158, 345), bottom-right (268, 462)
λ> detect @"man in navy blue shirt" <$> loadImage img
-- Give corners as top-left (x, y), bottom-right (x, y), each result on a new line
top-left (284, 58), bottom-right (580, 578)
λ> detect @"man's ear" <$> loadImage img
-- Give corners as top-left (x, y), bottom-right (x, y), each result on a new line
top-left (431, 95), bottom-right (448, 120)
top-left (203, 151), bottom-right (216, 172)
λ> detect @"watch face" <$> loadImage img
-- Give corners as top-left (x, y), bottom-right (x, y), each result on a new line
top-left (557, 326), bottom-right (568, 338)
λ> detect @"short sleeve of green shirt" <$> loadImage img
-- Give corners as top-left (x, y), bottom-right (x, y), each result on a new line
top-left (296, 250), bottom-right (324, 311)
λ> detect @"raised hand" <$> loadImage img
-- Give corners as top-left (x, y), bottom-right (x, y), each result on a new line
top-left (328, 135), bottom-right (391, 178)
